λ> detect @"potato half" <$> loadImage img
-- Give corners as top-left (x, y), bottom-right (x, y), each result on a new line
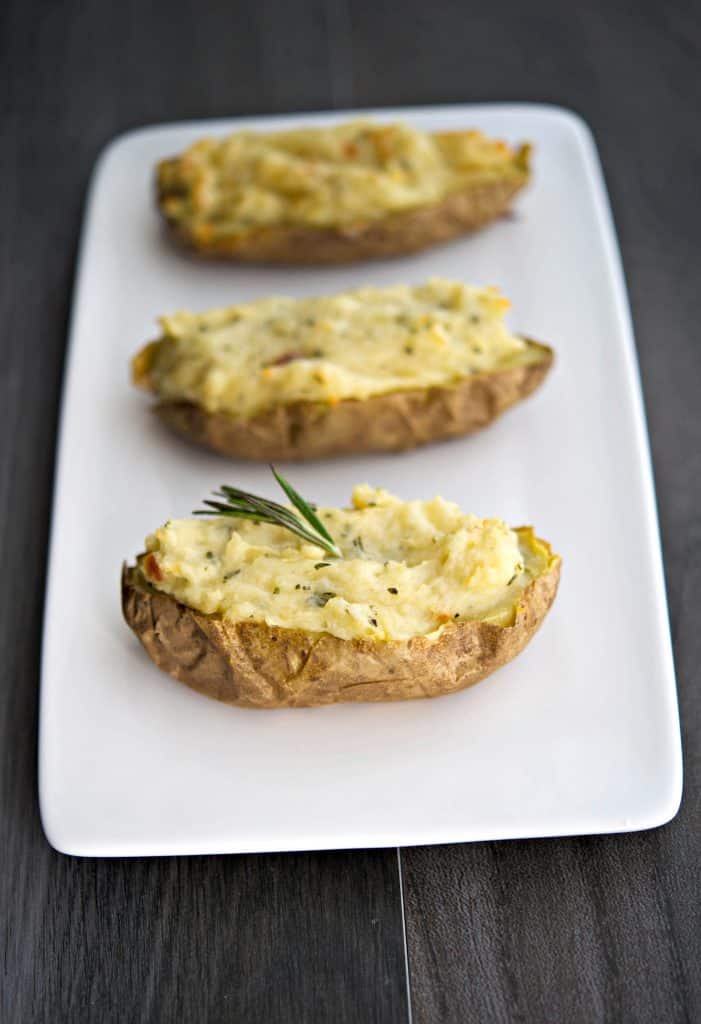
top-left (147, 343), bottom-right (551, 460)
top-left (122, 488), bottom-right (561, 709)
top-left (132, 281), bottom-right (553, 461)
top-left (156, 121), bottom-right (531, 263)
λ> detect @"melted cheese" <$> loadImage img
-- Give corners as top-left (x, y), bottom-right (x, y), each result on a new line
top-left (158, 120), bottom-right (528, 236)
top-left (142, 486), bottom-right (547, 642)
top-left (135, 279), bottom-right (539, 419)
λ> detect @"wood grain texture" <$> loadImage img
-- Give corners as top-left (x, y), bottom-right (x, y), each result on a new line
top-left (0, 1), bottom-right (408, 1022)
top-left (1, 0), bottom-right (700, 1021)
top-left (3, 849), bottom-right (407, 1023)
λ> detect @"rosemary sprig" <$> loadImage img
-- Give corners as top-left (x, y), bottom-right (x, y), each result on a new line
top-left (193, 466), bottom-right (342, 559)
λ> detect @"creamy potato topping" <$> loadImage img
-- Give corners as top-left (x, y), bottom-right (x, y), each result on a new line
top-left (141, 487), bottom-right (547, 642)
top-left (158, 120), bottom-right (526, 236)
top-left (135, 279), bottom-right (540, 419)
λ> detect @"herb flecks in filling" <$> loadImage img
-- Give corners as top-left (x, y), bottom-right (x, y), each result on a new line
top-left (136, 280), bottom-right (540, 420)
top-left (142, 484), bottom-right (542, 642)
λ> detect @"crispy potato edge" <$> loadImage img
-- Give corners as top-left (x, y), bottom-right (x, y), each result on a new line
top-left (121, 538), bottom-right (561, 709)
top-left (147, 340), bottom-right (553, 460)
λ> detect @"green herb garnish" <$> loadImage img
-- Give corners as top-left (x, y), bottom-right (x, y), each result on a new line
top-left (194, 466), bottom-right (342, 559)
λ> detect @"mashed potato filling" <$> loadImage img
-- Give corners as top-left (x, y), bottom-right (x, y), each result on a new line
top-left (158, 120), bottom-right (527, 235)
top-left (136, 279), bottom-right (540, 420)
top-left (141, 486), bottom-right (544, 642)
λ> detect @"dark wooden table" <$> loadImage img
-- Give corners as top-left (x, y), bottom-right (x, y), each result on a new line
top-left (2, 1), bottom-right (699, 1020)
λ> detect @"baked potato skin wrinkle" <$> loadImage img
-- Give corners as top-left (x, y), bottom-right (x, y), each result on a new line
top-left (121, 548), bottom-right (560, 709)
top-left (151, 340), bottom-right (552, 461)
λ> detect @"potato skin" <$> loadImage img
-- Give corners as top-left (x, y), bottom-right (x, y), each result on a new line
top-left (121, 536), bottom-right (561, 709)
top-left (157, 153), bottom-right (530, 264)
top-left (150, 340), bottom-right (552, 461)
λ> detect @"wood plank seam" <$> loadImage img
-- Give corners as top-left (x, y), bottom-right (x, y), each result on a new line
top-left (397, 849), bottom-right (415, 1024)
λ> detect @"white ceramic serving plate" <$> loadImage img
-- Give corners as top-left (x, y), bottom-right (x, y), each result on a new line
top-left (39, 104), bottom-right (682, 856)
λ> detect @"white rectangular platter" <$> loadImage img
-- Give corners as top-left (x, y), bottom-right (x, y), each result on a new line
top-left (39, 104), bottom-right (682, 856)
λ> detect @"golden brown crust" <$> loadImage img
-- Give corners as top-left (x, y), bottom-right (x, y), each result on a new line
top-left (149, 340), bottom-right (552, 461)
top-left (156, 154), bottom-right (530, 264)
top-left (121, 540), bottom-right (561, 709)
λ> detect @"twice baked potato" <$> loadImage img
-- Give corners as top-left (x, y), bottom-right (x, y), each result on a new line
top-left (122, 479), bottom-right (561, 709)
top-left (132, 279), bottom-right (553, 461)
top-left (156, 120), bottom-right (531, 263)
